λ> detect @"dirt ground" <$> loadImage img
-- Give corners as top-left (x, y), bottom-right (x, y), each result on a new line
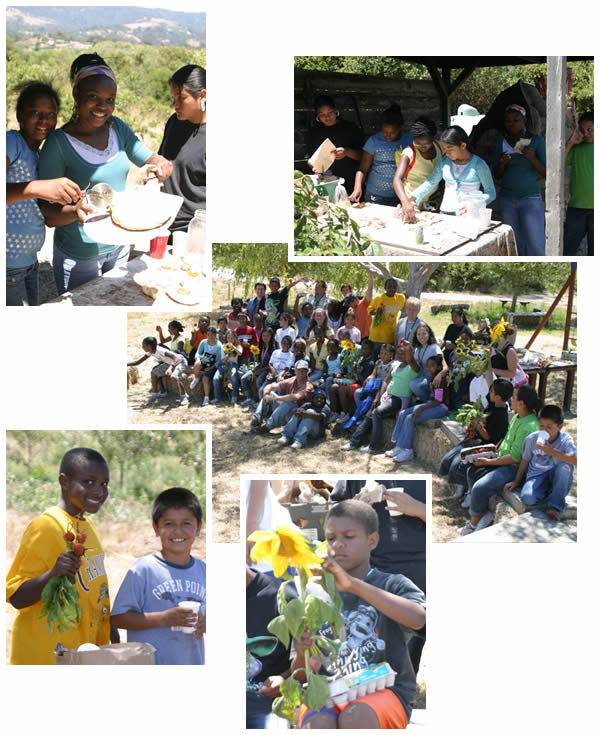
top-left (5, 508), bottom-right (206, 659)
top-left (127, 310), bottom-right (576, 544)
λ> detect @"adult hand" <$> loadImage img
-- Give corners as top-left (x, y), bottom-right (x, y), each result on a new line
top-left (348, 188), bottom-right (362, 203)
top-left (334, 147), bottom-right (346, 160)
top-left (51, 551), bottom-right (82, 577)
top-left (150, 155), bottom-right (173, 181)
top-left (521, 146), bottom-right (536, 163)
top-left (38, 177), bottom-right (83, 205)
top-left (75, 198), bottom-right (94, 224)
top-left (259, 675), bottom-right (285, 698)
top-left (383, 490), bottom-right (423, 517)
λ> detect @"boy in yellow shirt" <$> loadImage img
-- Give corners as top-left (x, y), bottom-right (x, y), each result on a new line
top-left (368, 279), bottom-right (405, 355)
top-left (6, 447), bottom-right (112, 664)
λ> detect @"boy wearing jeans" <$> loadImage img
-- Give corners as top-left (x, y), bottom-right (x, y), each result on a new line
top-left (504, 405), bottom-right (577, 520)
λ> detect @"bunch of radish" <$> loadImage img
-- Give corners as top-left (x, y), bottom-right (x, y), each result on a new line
top-left (39, 528), bottom-right (85, 633)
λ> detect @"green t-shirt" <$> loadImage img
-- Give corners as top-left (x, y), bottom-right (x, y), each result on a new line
top-left (387, 362), bottom-right (419, 398)
top-left (499, 413), bottom-right (539, 464)
top-left (566, 141), bottom-right (594, 209)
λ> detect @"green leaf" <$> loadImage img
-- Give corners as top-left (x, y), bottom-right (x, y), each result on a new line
top-left (276, 579), bottom-right (291, 616)
top-left (283, 598), bottom-right (306, 640)
top-left (280, 675), bottom-right (302, 706)
top-left (305, 596), bottom-right (321, 631)
top-left (320, 569), bottom-right (343, 612)
top-left (305, 671), bottom-right (330, 712)
top-left (267, 615), bottom-right (290, 648)
top-left (272, 695), bottom-right (297, 726)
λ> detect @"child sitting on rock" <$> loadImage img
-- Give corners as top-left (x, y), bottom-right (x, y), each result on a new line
top-left (277, 388), bottom-right (331, 449)
top-left (503, 405), bottom-right (577, 520)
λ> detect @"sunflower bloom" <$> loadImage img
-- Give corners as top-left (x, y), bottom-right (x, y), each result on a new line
top-left (248, 526), bottom-right (323, 577)
top-left (340, 340), bottom-right (355, 351)
top-left (250, 344), bottom-right (260, 355)
top-left (490, 319), bottom-right (509, 342)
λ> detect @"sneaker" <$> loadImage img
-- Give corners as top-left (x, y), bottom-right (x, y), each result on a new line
top-left (461, 491), bottom-right (472, 509)
top-left (148, 392), bottom-right (161, 402)
top-left (475, 511), bottom-right (494, 531)
top-left (393, 448), bottom-right (413, 464)
top-left (277, 436), bottom-right (290, 446)
top-left (545, 508), bottom-right (561, 521)
top-left (180, 394), bottom-right (189, 407)
top-left (241, 398), bottom-right (254, 407)
top-left (202, 396), bottom-right (209, 406)
top-left (359, 446), bottom-right (379, 454)
top-left (190, 377), bottom-right (200, 390)
top-left (231, 397), bottom-right (238, 405)
top-left (210, 398), bottom-right (219, 404)
top-left (385, 448), bottom-right (398, 457)
top-left (454, 484), bottom-right (466, 499)
top-left (291, 441), bottom-right (303, 450)
top-left (341, 442), bottom-right (357, 451)
top-left (158, 391), bottom-right (168, 398)
top-left (458, 520), bottom-right (477, 536)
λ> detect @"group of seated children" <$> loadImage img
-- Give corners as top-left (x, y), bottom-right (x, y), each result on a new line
top-left (6, 447), bottom-right (206, 665)
top-left (439, 377), bottom-right (577, 535)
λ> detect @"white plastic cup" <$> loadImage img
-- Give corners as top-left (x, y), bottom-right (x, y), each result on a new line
top-left (480, 208), bottom-right (493, 228)
top-left (385, 487), bottom-right (404, 516)
top-left (537, 430), bottom-right (550, 447)
top-left (176, 600), bottom-right (201, 634)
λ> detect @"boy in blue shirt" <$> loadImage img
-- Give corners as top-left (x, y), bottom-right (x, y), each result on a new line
top-left (111, 487), bottom-right (206, 664)
top-left (504, 405), bottom-right (577, 520)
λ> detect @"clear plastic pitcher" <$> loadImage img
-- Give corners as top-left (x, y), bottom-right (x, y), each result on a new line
top-left (184, 209), bottom-right (207, 271)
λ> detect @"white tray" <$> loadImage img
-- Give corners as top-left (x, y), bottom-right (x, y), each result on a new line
top-left (82, 192), bottom-right (184, 247)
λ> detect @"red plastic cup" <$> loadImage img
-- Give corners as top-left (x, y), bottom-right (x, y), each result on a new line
top-left (149, 235), bottom-right (168, 259)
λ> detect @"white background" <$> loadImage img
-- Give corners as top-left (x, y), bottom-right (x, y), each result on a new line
top-left (1, 1), bottom-right (596, 733)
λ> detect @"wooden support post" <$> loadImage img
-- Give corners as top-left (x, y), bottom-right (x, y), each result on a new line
top-left (562, 263), bottom-right (576, 351)
top-left (545, 56), bottom-right (567, 256)
top-left (525, 270), bottom-right (573, 349)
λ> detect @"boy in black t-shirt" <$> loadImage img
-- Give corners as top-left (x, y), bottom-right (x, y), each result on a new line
top-left (292, 500), bottom-right (425, 729)
top-left (264, 276), bottom-right (305, 329)
top-left (439, 378), bottom-right (513, 501)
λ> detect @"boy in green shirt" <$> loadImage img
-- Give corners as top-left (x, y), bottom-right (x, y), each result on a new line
top-left (564, 111), bottom-right (594, 256)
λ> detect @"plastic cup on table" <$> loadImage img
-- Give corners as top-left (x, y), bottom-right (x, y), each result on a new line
top-left (149, 230), bottom-right (169, 259)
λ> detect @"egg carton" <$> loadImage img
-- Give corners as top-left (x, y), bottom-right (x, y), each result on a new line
top-left (325, 662), bottom-right (396, 707)
top-left (460, 444), bottom-right (497, 463)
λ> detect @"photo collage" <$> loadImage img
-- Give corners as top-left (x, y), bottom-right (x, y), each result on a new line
top-left (3, 5), bottom-right (591, 733)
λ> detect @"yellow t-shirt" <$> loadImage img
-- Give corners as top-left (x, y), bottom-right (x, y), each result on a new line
top-left (308, 341), bottom-right (327, 371)
top-left (396, 142), bottom-right (443, 204)
top-left (6, 506), bottom-right (111, 664)
top-left (368, 293), bottom-right (406, 345)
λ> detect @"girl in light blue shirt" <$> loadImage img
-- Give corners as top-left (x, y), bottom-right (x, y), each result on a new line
top-left (411, 126), bottom-right (495, 215)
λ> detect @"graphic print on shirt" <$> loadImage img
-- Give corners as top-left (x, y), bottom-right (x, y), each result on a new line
top-left (320, 603), bottom-right (386, 675)
top-left (151, 576), bottom-right (206, 609)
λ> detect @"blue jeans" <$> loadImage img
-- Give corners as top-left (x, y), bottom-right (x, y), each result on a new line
top-left (241, 370), bottom-right (267, 400)
top-left (6, 261), bottom-right (39, 306)
top-left (392, 404), bottom-right (448, 448)
top-left (468, 464), bottom-right (517, 517)
top-left (564, 207), bottom-right (594, 256)
top-left (365, 191), bottom-right (399, 207)
top-left (410, 375), bottom-right (431, 402)
top-left (282, 415), bottom-right (321, 446)
top-left (213, 365), bottom-right (240, 400)
top-left (253, 396), bottom-right (296, 429)
top-left (350, 396), bottom-right (404, 450)
top-left (246, 691), bottom-right (281, 729)
top-left (499, 194), bottom-right (545, 256)
top-left (520, 464), bottom-right (574, 512)
top-left (53, 244), bottom-right (130, 295)
top-left (439, 444), bottom-right (469, 485)
top-left (308, 368), bottom-right (323, 383)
